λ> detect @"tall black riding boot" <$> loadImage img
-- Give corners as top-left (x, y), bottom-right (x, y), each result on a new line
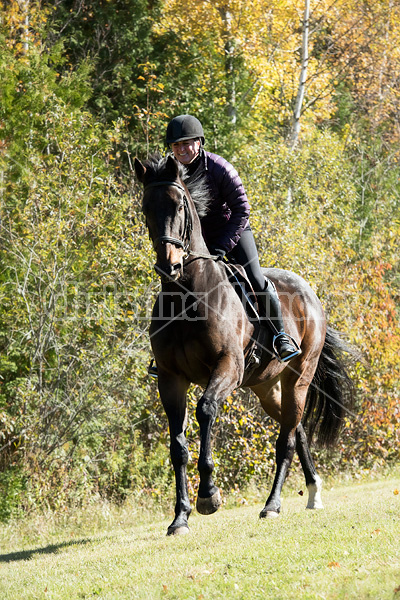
top-left (258, 280), bottom-right (301, 363)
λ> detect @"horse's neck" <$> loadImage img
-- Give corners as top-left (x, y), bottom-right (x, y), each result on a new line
top-left (191, 231), bottom-right (210, 255)
top-left (187, 243), bottom-right (227, 294)
top-left (187, 196), bottom-right (210, 255)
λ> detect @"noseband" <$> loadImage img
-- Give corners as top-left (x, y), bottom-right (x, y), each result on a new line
top-left (144, 180), bottom-right (193, 254)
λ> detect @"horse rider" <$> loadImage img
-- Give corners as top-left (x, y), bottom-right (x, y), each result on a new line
top-left (147, 114), bottom-right (301, 376)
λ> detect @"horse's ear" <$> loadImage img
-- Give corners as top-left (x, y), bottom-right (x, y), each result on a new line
top-left (134, 158), bottom-right (146, 183)
top-left (166, 155), bottom-right (179, 178)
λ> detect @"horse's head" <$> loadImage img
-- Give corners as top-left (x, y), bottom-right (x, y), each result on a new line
top-left (135, 155), bottom-right (193, 282)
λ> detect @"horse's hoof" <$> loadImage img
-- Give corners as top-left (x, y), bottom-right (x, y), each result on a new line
top-left (167, 526), bottom-right (190, 536)
top-left (196, 490), bottom-right (222, 515)
top-left (259, 509), bottom-right (280, 519)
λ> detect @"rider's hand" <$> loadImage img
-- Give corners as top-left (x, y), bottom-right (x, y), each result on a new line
top-left (209, 247), bottom-right (225, 259)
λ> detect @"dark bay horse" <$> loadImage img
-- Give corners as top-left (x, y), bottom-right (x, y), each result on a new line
top-left (135, 154), bottom-right (354, 535)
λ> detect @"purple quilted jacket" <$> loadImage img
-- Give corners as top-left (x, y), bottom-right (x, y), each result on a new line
top-left (198, 151), bottom-right (250, 253)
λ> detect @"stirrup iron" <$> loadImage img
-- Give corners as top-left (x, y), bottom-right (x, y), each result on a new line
top-left (272, 333), bottom-right (301, 363)
top-left (147, 358), bottom-right (158, 378)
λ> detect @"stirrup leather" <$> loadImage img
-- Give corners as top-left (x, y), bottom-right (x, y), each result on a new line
top-left (247, 347), bottom-right (261, 368)
top-left (272, 333), bottom-right (301, 363)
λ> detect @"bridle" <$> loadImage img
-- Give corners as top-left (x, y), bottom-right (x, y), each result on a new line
top-left (144, 180), bottom-right (193, 255)
top-left (143, 179), bottom-right (221, 272)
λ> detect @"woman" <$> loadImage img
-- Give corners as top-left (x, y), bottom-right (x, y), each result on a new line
top-left (160, 114), bottom-right (300, 366)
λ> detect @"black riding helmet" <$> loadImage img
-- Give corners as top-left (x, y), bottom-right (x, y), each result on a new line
top-left (166, 114), bottom-right (205, 145)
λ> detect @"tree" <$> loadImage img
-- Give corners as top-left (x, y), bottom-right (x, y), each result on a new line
top-left (43, 0), bottom-right (166, 155)
top-left (0, 9), bottom-right (161, 515)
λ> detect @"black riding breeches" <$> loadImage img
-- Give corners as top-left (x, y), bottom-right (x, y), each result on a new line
top-left (226, 226), bottom-right (266, 293)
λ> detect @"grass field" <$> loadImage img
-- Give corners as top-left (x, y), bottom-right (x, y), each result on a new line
top-left (0, 473), bottom-right (399, 600)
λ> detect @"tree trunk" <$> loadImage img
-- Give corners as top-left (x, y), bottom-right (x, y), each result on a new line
top-left (219, 7), bottom-right (237, 125)
top-left (288, 0), bottom-right (310, 148)
top-left (17, 0), bottom-right (30, 54)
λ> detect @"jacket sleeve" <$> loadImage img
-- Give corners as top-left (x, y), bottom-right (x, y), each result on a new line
top-left (208, 153), bottom-right (250, 253)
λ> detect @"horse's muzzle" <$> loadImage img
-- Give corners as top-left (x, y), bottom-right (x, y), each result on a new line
top-left (154, 262), bottom-right (182, 282)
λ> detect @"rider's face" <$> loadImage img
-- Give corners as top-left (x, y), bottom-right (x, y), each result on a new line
top-left (171, 139), bottom-right (201, 164)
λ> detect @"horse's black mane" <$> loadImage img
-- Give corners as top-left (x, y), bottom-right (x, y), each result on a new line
top-left (143, 154), bottom-right (210, 218)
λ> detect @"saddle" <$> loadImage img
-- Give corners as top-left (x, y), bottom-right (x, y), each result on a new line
top-left (222, 261), bottom-right (265, 373)
top-left (223, 262), bottom-right (259, 318)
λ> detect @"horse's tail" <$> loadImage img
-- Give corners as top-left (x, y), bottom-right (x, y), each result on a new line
top-left (303, 326), bottom-right (356, 447)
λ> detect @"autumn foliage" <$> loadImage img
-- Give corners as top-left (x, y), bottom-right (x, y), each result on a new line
top-left (0, 0), bottom-right (399, 518)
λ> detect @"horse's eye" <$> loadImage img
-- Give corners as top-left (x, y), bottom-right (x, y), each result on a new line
top-left (178, 203), bottom-right (184, 211)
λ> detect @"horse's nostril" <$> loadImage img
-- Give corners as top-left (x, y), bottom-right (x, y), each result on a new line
top-left (154, 262), bottom-right (182, 280)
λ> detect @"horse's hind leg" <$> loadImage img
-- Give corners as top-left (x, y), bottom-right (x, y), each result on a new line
top-left (258, 384), bottom-right (306, 519)
top-left (296, 423), bottom-right (323, 509)
top-left (259, 424), bottom-right (297, 518)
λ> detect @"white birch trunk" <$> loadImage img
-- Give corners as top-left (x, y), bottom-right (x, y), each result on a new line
top-left (17, 0), bottom-right (30, 54)
top-left (288, 0), bottom-right (310, 148)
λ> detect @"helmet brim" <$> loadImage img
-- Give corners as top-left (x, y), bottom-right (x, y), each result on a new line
top-left (166, 135), bottom-right (205, 145)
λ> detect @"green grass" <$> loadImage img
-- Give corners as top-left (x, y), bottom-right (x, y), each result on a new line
top-left (0, 474), bottom-right (399, 600)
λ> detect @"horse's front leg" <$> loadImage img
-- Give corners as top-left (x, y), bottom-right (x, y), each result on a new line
top-left (196, 355), bottom-right (241, 515)
top-left (159, 373), bottom-right (191, 535)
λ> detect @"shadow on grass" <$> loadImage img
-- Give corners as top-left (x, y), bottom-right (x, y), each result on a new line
top-left (0, 538), bottom-right (94, 563)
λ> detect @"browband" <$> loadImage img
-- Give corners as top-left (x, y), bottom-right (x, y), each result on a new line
top-left (144, 180), bottom-right (185, 192)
